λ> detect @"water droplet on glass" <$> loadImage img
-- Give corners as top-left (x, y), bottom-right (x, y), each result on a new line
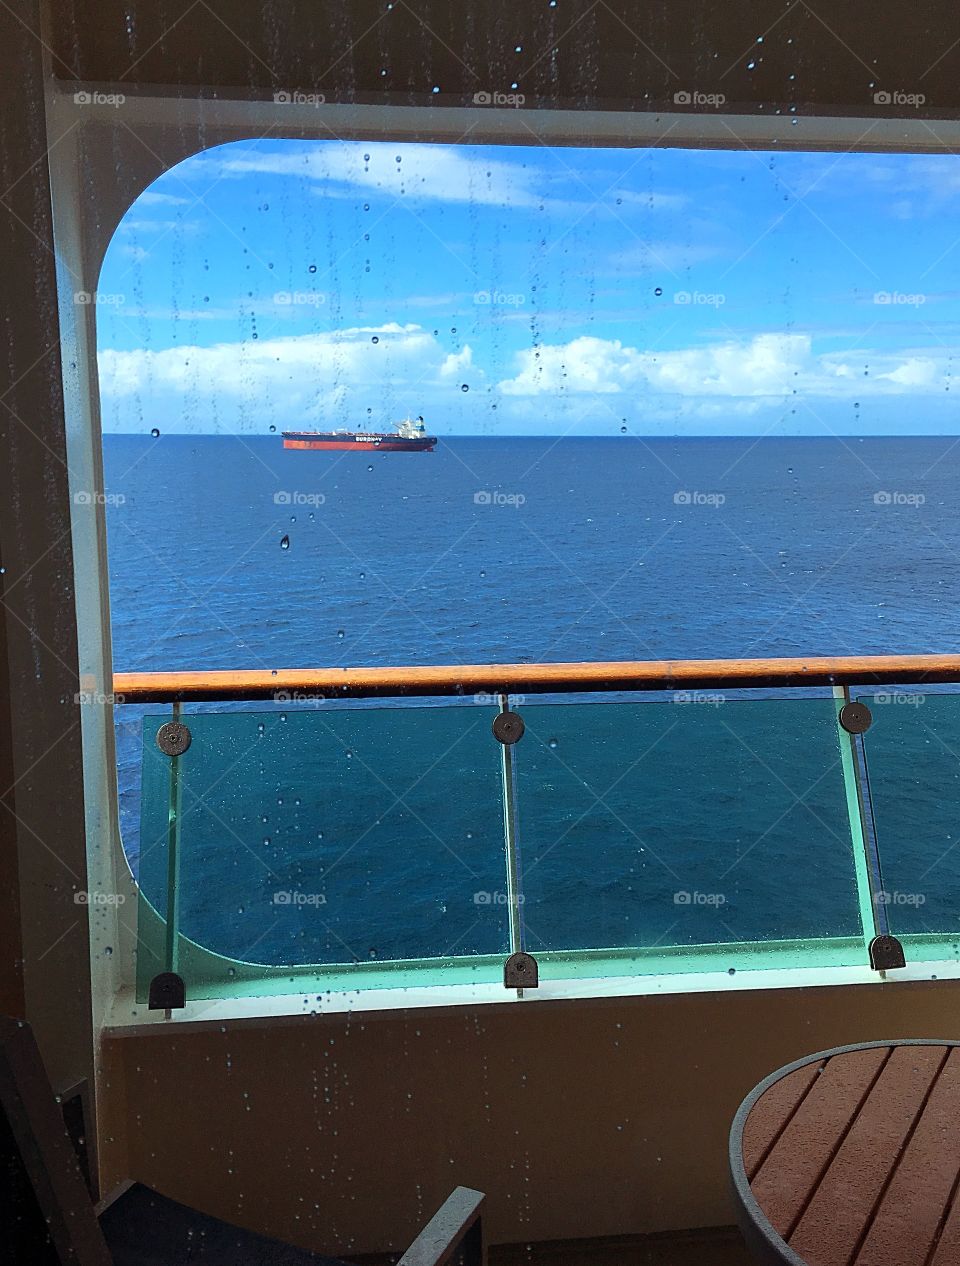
top-left (280, 534), bottom-right (290, 550)
top-left (461, 383), bottom-right (469, 392)
top-left (337, 629), bottom-right (345, 639)
top-left (308, 264), bottom-right (317, 273)
top-left (654, 287), bottom-right (662, 297)
top-left (371, 335), bottom-right (379, 343)
top-left (150, 427), bottom-right (160, 438)
top-left (548, 738), bottom-right (558, 749)
top-left (269, 424), bottom-right (276, 433)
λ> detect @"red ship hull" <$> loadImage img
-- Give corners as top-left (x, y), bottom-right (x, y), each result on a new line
top-left (282, 431), bottom-right (436, 452)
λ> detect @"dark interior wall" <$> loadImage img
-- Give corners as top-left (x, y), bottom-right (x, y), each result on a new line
top-left (0, 0), bottom-right (93, 1092)
top-left (10, 0), bottom-right (960, 1249)
top-left (49, 0), bottom-right (960, 117)
top-left (0, 557), bottom-right (24, 1020)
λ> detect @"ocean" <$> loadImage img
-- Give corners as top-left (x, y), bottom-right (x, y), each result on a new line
top-left (103, 435), bottom-right (960, 970)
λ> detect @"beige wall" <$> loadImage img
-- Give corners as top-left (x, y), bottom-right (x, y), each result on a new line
top-left (105, 977), bottom-right (960, 1254)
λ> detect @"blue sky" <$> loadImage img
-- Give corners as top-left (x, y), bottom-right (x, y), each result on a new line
top-left (96, 139), bottom-right (960, 436)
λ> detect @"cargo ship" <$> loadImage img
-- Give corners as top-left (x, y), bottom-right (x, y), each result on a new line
top-left (282, 416), bottom-right (437, 452)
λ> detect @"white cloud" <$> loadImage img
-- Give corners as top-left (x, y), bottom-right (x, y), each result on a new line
top-left (613, 240), bottom-right (724, 272)
top-left (120, 218), bottom-right (202, 236)
top-left (195, 142), bottom-right (690, 219)
top-left (438, 345), bottom-right (475, 380)
top-left (99, 323), bottom-right (443, 402)
top-left (207, 143), bottom-right (548, 209)
top-left (610, 190), bottom-right (689, 211)
top-left (498, 332), bottom-right (957, 399)
top-left (875, 357), bottom-right (938, 387)
top-left (136, 191), bottom-right (190, 207)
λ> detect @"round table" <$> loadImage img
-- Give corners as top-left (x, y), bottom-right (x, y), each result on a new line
top-left (730, 1040), bottom-right (960, 1266)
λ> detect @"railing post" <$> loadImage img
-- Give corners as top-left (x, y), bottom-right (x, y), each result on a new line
top-left (497, 694), bottom-right (525, 990)
top-left (152, 701), bottom-right (188, 1016)
top-left (835, 685), bottom-right (884, 956)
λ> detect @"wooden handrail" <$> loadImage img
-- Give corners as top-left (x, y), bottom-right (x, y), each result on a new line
top-left (111, 654), bottom-right (960, 702)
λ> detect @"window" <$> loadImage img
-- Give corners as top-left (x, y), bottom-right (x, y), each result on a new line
top-left (86, 129), bottom-right (960, 1011)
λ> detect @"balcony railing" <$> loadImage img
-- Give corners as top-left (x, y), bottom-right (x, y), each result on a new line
top-left (111, 655), bottom-right (960, 1009)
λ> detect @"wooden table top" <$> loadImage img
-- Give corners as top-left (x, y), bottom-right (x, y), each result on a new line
top-left (730, 1041), bottom-right (960, 1266)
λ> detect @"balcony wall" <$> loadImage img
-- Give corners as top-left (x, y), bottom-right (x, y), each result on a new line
top-left (104, 978), bottom-right (960, 1254)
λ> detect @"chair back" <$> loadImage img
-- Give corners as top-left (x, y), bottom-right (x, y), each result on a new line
top-left (0, 1016), bottom-right (112, 1265)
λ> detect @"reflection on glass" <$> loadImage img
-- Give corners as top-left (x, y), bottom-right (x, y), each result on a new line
top-left (514, 698), bottom-right (863, 954)
top-left (136, 703), bottom-right (507, 997)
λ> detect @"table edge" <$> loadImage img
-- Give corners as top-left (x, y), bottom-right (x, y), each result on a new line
top-left (728, 1039), bottom-right (960, 1266)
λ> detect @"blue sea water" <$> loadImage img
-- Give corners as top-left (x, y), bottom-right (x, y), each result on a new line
top-left (105, 434), bottom-right (960, 672)
top-left (103, 436), bottom-right (960, 970)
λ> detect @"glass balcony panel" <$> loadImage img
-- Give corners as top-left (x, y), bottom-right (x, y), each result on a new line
top-left (513, 696), bottom-right (866, 971)
top-left (855, 689), bottom-right (960, 957)
top-left (135, 702), bottom-right (507, 999)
